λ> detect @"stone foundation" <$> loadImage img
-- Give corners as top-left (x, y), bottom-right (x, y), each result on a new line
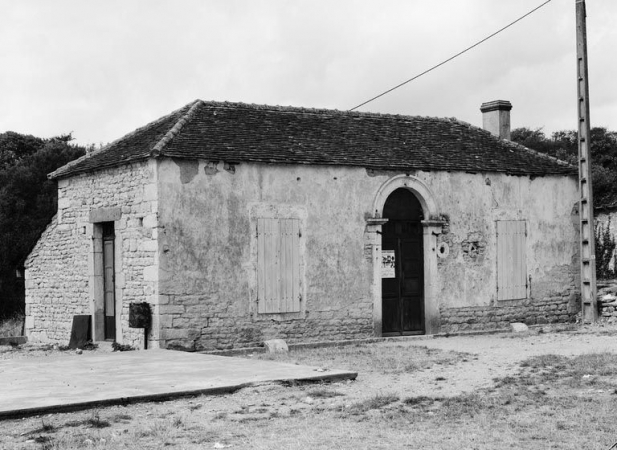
top-left (440, 295), bottom-right (580, 333)
top-left (166, 317), bottom-right (374, 351)
top-left (160, 293), bottom-right (374, 351)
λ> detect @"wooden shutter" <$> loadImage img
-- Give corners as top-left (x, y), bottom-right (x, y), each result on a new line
top-left (496, 220), bottom-right (527, 300)
top-left (257, 218), bottom-right (301, 313)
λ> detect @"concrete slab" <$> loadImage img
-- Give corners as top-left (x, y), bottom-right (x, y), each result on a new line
top-left (0, 349), bottom-right (356, 419)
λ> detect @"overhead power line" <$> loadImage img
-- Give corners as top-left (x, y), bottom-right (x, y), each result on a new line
top-left (349, 0), bottom-right (553, 111)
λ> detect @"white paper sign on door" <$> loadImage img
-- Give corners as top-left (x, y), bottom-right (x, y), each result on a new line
top-left (382, 250), bottom-right (395, 278)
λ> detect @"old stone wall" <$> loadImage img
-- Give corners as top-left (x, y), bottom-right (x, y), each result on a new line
top-left (26, 155), bottom-right (580, 350)
top-left (597, 281), bottom-right (617, 322)
top-left (157, 159), bottom-right (376, 350)
top-left (25, 161), bottom-right (158, 347)
top-left (156, 158), bottom-right (580, 350)
top-left (440, 273), bottom-right (580, 333)
top-left (24, 215), bottom-right (89, 342)
top-left (433, 174), bottom-right (580, 309)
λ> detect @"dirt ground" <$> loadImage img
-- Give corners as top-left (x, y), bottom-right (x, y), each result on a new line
top-left (212, 323), bottom-right (617, 413)
top-left (364, 324), bottom-right (617, 398)
top-left (1, 323), bottom-right (617, 449)
top-left (3, 323), bottom-right (615, 412)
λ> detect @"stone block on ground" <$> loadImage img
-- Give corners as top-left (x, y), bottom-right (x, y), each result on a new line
top-left (510, 322), bottom-right (529, 333)
top-left (264, 339), bottom-right (288, 353)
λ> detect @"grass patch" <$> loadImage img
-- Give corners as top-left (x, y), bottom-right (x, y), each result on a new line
top-left (308, 387), bottom-right (344, 398)
top-left (34, 435), bottom-right (52, 444)
top-left (253, 342), bottom-right (469, 374)
top-left (110, 413), bottom-right (133, 423)
top-left (27, 419), bottom-right (56, 436)
top-left (85, 411), bottom-right (111, 429)
top-left (512, 352), bottom-right (617, 390)
top-left (403, 395), bottom-right (440, 406)
top-left (346, 393), bottom-right (399, 414)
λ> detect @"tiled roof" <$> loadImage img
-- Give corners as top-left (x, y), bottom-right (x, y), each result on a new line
top-left (50, 99), bottom-right (576, 179)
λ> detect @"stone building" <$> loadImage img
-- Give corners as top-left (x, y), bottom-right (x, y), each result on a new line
top-left (25, 99), bottom-right (580, 350)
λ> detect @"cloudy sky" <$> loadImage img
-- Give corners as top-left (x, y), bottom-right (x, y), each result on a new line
top-left (1, 0), bottom-right (615, 147)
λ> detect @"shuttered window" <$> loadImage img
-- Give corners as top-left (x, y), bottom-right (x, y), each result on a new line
top-left (496, 220), bottom-right (527, 300)
top-left (257, 218), bottom-right (302, 313)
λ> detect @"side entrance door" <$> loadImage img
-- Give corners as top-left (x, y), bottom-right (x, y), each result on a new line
top-left (102, 222), bottom-right (116, 340)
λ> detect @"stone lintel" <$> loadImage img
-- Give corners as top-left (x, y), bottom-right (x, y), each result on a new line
top-left (89, 207), bottom-right (122, 223)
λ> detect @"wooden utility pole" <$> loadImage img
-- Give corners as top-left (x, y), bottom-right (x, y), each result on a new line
top-left (576, 0), bottom-right (598, 322)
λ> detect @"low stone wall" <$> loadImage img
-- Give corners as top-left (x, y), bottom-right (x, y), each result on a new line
top-left (441, 281), bottom-right (617, 325)
top-left (439, 295), bottom-right (579, 333)
top-left (600, 302), bottom-right (617, 322)
top-left (598, 280), bottom-right (617, 322)
top-left (160, 294), bottom-right (374, 351)
top-left (196, 317), bottom-right (374, 351)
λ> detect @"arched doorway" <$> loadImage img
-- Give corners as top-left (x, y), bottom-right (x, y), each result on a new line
top-left (381, 188), bottom-right (425, 335)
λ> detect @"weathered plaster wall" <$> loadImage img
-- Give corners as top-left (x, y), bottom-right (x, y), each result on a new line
top-left (434, 174), bottom-right (580, 306)
top-left (25, 154), bottom-right (579, 349)
top-left (157, 159), bottom-right (376, 350)
top-left (432, 173), bottom-right (580, 331)
top-left (156, 158), bottom-right (580, 350)
top-left (25, 161), bottom-right (159, 347)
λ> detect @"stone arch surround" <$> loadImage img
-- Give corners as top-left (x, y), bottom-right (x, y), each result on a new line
top-left (372, 175), bottom-right (439, 220)
top-left (369, 175), bottom-right (443, 335)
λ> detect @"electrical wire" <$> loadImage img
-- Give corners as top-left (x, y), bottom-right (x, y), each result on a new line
top-left (349, 0), bottom-right (553, 111)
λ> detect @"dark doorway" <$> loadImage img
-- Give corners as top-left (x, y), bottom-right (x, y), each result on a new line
top-left (381, 188), bottom-right (424, 335)
top-left (102, 222), bottom-right (116, 340)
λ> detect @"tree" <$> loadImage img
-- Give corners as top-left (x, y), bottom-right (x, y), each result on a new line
top-left (510, 128), bottom-right (555, 156)
top-left (0, 131), bottom-right (45, 171)
top-left (511, 127), bottom-right (617, 209)
top-left (0, 132), bottom-right (86, 317)
top-left (595, 218), bottom-right (616, 279)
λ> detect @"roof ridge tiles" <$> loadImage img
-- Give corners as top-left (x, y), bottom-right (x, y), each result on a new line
top-left (151, 99), bottom-right (203, 157)
top-left (199, 99), bottom-right (476, 125)
top-left (501, 138), bottom-right (576, 170)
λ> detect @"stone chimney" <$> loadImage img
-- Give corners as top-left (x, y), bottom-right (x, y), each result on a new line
top-left (480, 100), bottom-right (512, 140)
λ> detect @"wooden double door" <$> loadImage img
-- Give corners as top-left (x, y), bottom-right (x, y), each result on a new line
top-left (381, 189), bottom-right (425, 335)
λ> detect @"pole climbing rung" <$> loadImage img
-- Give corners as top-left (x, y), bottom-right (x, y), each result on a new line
top-left (576, 0), bottom-right (597, 324)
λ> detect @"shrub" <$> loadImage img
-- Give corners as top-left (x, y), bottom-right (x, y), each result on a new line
top-left (595, 218), bottom-right (616, 279)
